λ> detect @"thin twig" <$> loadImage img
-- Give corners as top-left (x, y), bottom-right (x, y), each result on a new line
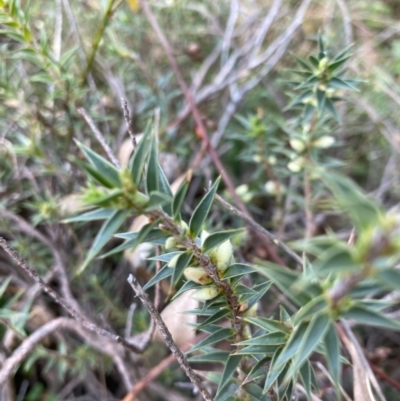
top-left (0, 237), bottom-right (142, 354)
top-left (121, 343), bottom-right (192, 401)
top-left (127, 274), bottom-right (213, 401)
top-left (122, 99), bottom-right (137, 149)
top-left (0, 318), bottom-right (76, 386)
top-left (78, 107), bottom-right (121, 168)
top-left (215, 194), bottom-right (302, 265)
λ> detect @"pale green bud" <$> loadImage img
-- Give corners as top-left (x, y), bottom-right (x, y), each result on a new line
top-left (289, 138), bottom-right (306, 153)
top-left (200, 230), bottom-right (210, 245)
top-left (287, 157), bottom-right (305, 173)
top-left (167, 253), bottom-right (180, 268)
top-left (192, 285), bottom-right (220, 301)
top-left (165, 236), bottom-right (177, 250)
top-left (318, 57), bottom-right (328, 69)
top-left (264, 181), bottom-right (285, 196)
top-left (210, 240), bottom-right (233, 273)
top-left (312, 135), bottom-right (335, 149)
top-left (268, 155), bottom-right (277, 165)
top-left (184, 267), bottom-right (213, 285)
top-left (253, 154), bottom-right (262, 163)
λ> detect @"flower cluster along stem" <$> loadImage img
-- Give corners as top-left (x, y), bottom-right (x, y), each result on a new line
top-left (150, 209), bottom-right (245, 343)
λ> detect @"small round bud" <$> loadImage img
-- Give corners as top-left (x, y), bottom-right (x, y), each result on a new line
top-left (312, 135), bottom-right (335, 149)
top-left (184, 267), bottom-right (213, 285)
top-left (210, 240), bottom-right (233, 273)
top-left (289, 138), bottom-right (306, 153)
top-left (253, 154), bottom-right (262, 163)
top-left (264, 181), bottom-right (285, 196)
top-left (287, 157), bottom-right (305, 173)
top-left (268, 155), bottom-right (277, 165)
top-left (167, 253), bottom-right (181, 268)
top-left (165, 237), bottom-right (177, 250)
top-left (192, 285), bottom-right (220, 301)
top-left (318, 57), bottom-right (328, 70)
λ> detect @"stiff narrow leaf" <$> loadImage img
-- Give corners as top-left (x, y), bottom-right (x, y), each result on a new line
top-left (172, 280), bottom-right (201, 300)
top-left (172, 251), bottom-right (193, 287)
top-left (130, 121), bottom-right (152, 186)
top-left (216, 355), bottom-right (243, 396)
top-left (287, 313), bottom-right (330, 375)
top-left (63, 208), bottom-right (113, 223)
top-left (293, 295), bottom-right (328, 325)
top-left (143, 264), bottom-right (172, 290)
top-left (189, 327), bottom-right (233, 353)
top-left (189, 177), bottom-right (221, 238)
top-left (146, 136), bottom-right (159, 194)
top-left (299, 362), bottom-right (312, 400)
top-left (324, 322), bottom-right (341, 397)
top-left (75, 141), bottom-right (121, 188)
top-left (78, 210), bottom-right (128, 274)
top-left (222, 263), bottom-right (255, 279)
top-left (188, 351), bottom-right (230, 363)
top-left (196, 308), bottom-right (230, 330)
top-left (172, 177), bottom-right (190, 220)
top-left (342, 304), bottom-right (400, 331)
top-left (237, 331), bottom-right (287, 346)
top-left (202, 229), bottom-right (244, 253)
top-left (244, 317), bottom-right (291, 334)
top-left (263, 348), bottom-right (285, 393)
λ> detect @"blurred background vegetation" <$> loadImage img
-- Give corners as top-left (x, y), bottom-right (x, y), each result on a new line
top-left (2, 0), bottom-right (400, 400)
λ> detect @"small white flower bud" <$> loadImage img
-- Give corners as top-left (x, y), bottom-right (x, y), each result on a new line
top-left (264, 181), bottom-right (285, 196)
top-left (289, 138), bottom-right (306, 153)
top-left (210, 240), bottom-right (233, 273)
top-left (312, 135), bottom-right (335, 149)
top-left (268, 155), bottom-right (277, 165)
top-left (192, 285), bottom-right (220, 301)
top-left (184, 267), bottom-right (213, 285)
top-left (167, 253), bottom-right (180, 268)
top-left (287, 157), bottom-right (305, 173)
top-left (165, 236), bottom-right (177, 250)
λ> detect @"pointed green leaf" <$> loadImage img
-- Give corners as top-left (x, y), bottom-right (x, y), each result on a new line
top-left (172, 251), bottom-right (193, 287)
top-left (130, 121), bottom-right (153, 186)
top-left (171, 280), bottom-right (201, 300)
top-left (328, 55), bottom-right (350, 72)
top-left (79, 162), bottom-right (119, 189)
top-left (216, 355), bottom-right (243, 396)
top-left (148, 251), bottom-right (182, 263)
top-left (299, 361), bottom-right (312, 400)
top-left (292, 54), bottom-right (312, 71)
top-left (263, 348), bottom-right (285, 393)
top-left (189, 177), bottom-right (221, 238)
top-left (146, 191), bottom-right (172, 210)
top-left (188, 327), bottom-right (233, 353)
top-left (0, 276), bottom-right (12, 298)
top-left (324, 322), bottom-right (341, 397)
top-left (172, 177), bottom-right (190, 220)
top-left (328, 77), bottom-right (358, 91)
top-left (316, 89), bottom-right (326, 112)
top-left (375, 268), bottom-right (400, 292)
top-left (75, 141), bottom-right (121, 188)
top-left (188, 351), bottom-right (230, 363)
top-left (293, 295), bottom-right (328, 325)
top-left (143, 264), bottom-right (173, 290)
top-left (78, 210), bottom-right (128, 274)
top-left (274, 320), bottom-right (309, 367)
top-left (320, 171), bottom-right (382, 230)
top-left (324, 97), bottom-right (339, 121)
top-left (234, 345), bottom-right (277, 355)
top-left (342, 304), bottom-right (400, 331)
top-left (202, 229), bottom-right (244, 253)
top-left (63, 208), bottom-right (113, 223)
top-left (287, 313), bottom-right (330, 375)
top-left (237, 332), bottom-right (287, 346)
top-left (222, 263), bottom-right (255, 279)
top-left (244, 317), bottom-right (291, 334)
top-left (309, 55), bottom-right (319, 69)
top-left (146, 137), bottom-right (159, 194)
top-left (196, 308), bottom-right (230, 330)
top-left (314, 245), bottom-right (360, 275)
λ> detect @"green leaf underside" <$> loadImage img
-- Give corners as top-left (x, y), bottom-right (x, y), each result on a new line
top-left (172, 178), bottom-right (189, 220)
top-left (244, 317), bottom-right (291, 334)
top-left (130, 121), bottom-right (152, 186)
top-left (202, 229), bottom-right (244, 253)
top-left (78, 210), bottom-right (128, 274)
top-left (63, 208), bottom-right (113, 223)
top-left (172, 251), bottom-right (194, 287)
top-left (188, 327), bottom-right (233, 353)
top-left (196, 308), bottom-right (231, 330)
top-left (342, 304), bottom-right (400, 331)
top-left (216, 354), bottom-right (243, 396)
top-left (189, 177), bottom-right (221, 238)
top-left (222, 263), bottom-right (255, 279)
top-left (287, 313), bottom-right (330, 376)
top-left (143, 264), bottom-right (172, 291)
top-left (188, 351), bottom-right (230, 363)
top-left (76, 141), bottom-right (121, 188)
top-left (324, 323), bottom-right (341, 396)
top-left (237, 331), bottom-right (287, 346)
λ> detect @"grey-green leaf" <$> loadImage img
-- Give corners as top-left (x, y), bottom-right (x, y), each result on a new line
top-left (189, 177), bottom-right (221, 238)
top-left (75, 140), bottom-right (121, 188)
top-left (143, 264), bottom-right (172, 290)
top-left (216, 355), bottom-right (243, 396)
top-left (172, 251), bottom-right (193, 287)
top-left (78, 210), bottom-right (128, 274)
top-left (222, 263), bottom-right (255, 280)
top-left (188, 327), bottom-right (233, 353)
top-left (202, 229), bottom-right (244, 253)
top-left (172, 177), bottom-right (190, 220)
top-left (63, 208), bottom-right (113, 223)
